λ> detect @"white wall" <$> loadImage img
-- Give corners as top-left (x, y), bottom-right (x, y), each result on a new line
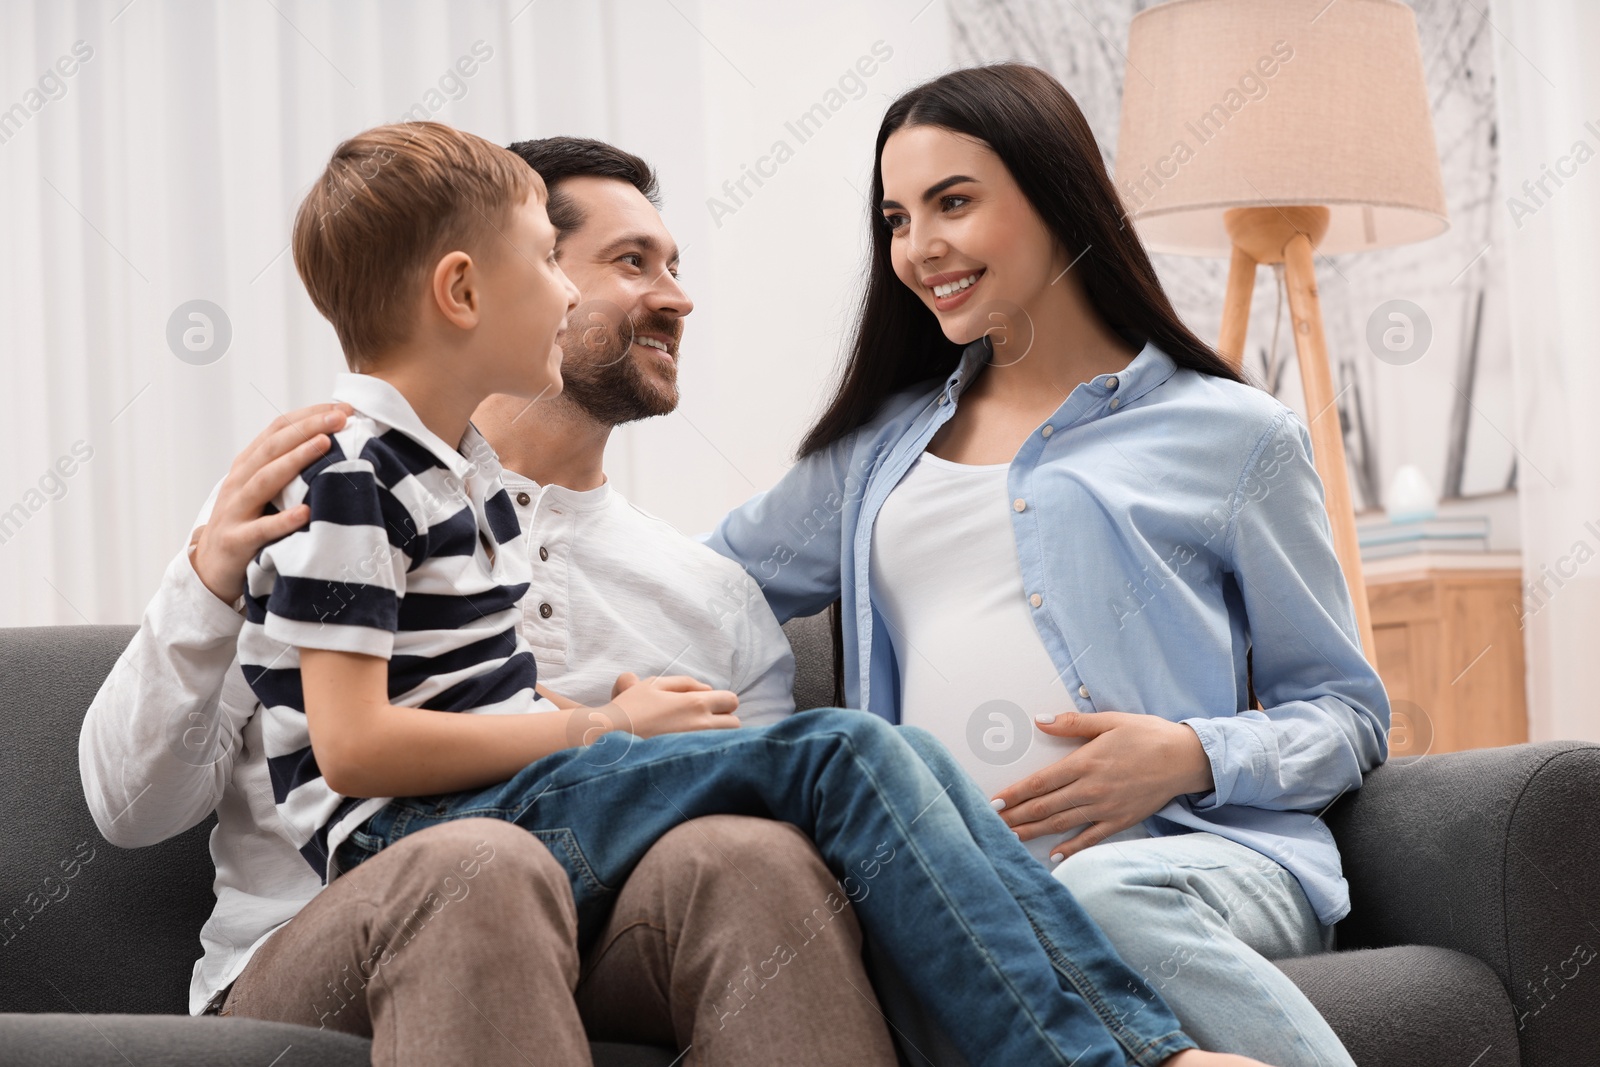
top-left (608, 1), bottom-right (951, 534)
top-left (0, 0), bottom-right (949, 626)
top-left (1491, 0), bottom-right (1600, 742)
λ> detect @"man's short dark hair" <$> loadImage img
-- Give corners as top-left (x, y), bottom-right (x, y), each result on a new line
top-left (505, 136), bottom-right (659, 237)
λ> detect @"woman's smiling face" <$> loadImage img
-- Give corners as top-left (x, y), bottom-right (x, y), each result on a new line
top-left (879, 124), bottom-right (1067, 346)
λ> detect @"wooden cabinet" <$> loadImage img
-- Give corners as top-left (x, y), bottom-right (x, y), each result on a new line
top-left (1364, 554), bottom-right (1528, 756)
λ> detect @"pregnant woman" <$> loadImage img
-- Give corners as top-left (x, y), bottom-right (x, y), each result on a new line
top-left (706, 64), bottom-right (1389, 1066)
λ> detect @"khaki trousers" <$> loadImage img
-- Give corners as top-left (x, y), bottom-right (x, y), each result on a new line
top-left (218, 816), bottom-right (898, 1066)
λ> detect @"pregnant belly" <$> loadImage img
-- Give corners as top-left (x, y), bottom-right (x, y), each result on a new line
top-left (902, 701), bottom-right (1150, 864)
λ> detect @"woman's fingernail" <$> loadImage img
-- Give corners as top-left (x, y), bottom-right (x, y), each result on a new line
top-left (1051, 853), bottom-right (1065, 865)
top-left (990, 798), bottom-right (1006, 812)
top-left (1036, 713), bottom-right (1056, 724)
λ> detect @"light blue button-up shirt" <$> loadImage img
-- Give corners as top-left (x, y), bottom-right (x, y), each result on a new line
top-left (704, 336), bottom-right (1390, 924)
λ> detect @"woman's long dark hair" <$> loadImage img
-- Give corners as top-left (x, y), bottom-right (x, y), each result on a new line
top-left (798, 63), bottom-right (1244, 460)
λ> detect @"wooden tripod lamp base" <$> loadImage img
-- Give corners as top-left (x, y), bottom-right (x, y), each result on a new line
top-left (1216, 205), bottom-right (1378, 663)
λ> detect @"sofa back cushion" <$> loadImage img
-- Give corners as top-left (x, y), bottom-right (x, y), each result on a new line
top-left (0, 625), bottom-right (218, 1014)
top-left (781, 611), bottom-right (836, 712)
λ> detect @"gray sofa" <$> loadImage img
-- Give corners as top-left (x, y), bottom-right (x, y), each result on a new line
top-left (1, 620), bottom-right (1596, 1066)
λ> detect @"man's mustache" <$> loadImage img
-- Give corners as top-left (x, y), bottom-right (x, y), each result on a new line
top-left (562, 300), bottom-right (681, 365)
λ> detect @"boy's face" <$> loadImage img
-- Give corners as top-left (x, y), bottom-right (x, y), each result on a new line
top-left (477, 193), bottom-right (579, 400)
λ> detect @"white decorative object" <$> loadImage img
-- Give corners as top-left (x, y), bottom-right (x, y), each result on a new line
top-left (1385, 464), bottom-right (1439, 523)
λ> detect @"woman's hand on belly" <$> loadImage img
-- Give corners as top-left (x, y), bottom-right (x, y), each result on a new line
top-left (990, 711), bottom-right (1214, 863)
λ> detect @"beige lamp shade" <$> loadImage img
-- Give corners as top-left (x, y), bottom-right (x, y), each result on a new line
top-left (1114, 0), bottom-right (1448, 257)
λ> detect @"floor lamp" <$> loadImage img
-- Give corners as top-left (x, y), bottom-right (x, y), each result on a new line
top-left (1114, 0), bottom-right (1450, 661)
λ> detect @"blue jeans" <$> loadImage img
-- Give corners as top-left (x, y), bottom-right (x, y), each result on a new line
top-left (1055, 834), bottom-right (1354, 1067)
top-left (896, 725), bottom-right (1355, 1066)
top-left (335, 709), bottom-right (1195, 1067)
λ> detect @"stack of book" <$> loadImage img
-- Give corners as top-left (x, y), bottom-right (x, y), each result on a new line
top-left (1358, 515), bottom-right (1490, 561)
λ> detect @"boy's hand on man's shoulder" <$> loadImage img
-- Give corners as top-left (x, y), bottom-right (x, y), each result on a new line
top-left (191, 403), bottom-right (354, 604)
top-left (581, 672), bottom-right (741, 740)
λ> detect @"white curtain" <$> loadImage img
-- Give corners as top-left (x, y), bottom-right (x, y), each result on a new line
top-left (0, 1), bottom-right (629, 625)
top-left (0, 0), bottom-right (952, 628)
top-left (1490, 0), bottom-right (1600, 742)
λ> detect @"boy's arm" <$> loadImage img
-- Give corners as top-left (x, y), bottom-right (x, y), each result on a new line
top-left (302, 650), bottom-right (575, 796)
top-left (535, 684), bottom-right (581, 710)
top-left (301, 652), bottom-right (742, 797)
top-left (78, 404), bottom-right (350, 847)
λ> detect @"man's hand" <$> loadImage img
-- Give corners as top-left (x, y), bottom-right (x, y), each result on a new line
top-left (991, 711), bottom-right (1215, 863)
top-left (191, 404), bottom-right (353, 604)
top-left (576, 672), bottom-right (740, 740)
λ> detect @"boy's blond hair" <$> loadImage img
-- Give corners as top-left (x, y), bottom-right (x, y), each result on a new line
top-left (292, 121), bottom-right (542, 369)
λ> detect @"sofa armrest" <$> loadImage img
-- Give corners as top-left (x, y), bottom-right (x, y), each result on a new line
top-left (1326, 740), bottom-right (1600, 1067)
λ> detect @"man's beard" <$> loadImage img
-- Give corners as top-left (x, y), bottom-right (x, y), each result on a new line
top-left (558, 303), bottom-right (681, 426)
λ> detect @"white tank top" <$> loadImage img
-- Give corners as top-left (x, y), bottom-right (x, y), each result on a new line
top-left (871, 451), bottom-right (1148, 863)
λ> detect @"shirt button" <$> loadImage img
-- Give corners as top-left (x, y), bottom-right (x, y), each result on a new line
top-left (1029, 593), bottom-right (1042, 608)
top-left (1078, 684), bottom-right (1090, 699)
top-left (1013, 498), bottom-right (1026, 512)
top-left (515, 492), bottom-right (531, 506)
top-left (1041, 425), bottom-right (1053, 438)
top-left (1106, 376), bottom-right (1119, 390)
top-left (539, 603), bottom-right (553, 619)
top-left (538, 546), bottom-right (549, 562)
top-left (938, 393), bottom-right (950, 405)
top-left (1109, 398), bottom-right (1121, 410)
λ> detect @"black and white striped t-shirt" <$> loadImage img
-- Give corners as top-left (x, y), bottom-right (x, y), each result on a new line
top-left (238, 373), bottom-right (542, 881)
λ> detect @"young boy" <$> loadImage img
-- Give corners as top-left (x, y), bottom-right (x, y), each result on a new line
top-left (238, 121), bottom-right (585, 878)
top-left (235, 119), bottom-right (1236, 1067)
